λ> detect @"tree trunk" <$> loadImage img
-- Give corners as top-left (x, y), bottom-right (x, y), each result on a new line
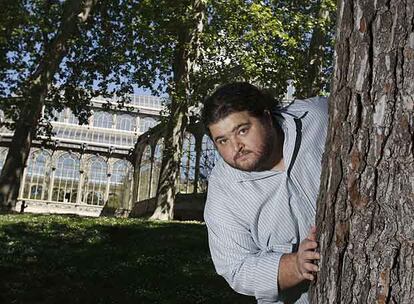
top-left (150, 0), bottom-right (205, 220)
top-left (0, 0), bottom-right (97, 211)
top-left (311, 1), bottom-right (414, 303)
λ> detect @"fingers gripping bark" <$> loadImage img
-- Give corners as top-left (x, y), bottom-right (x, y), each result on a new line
top-left (295, 226), bottom-right (320, 281)
top-left (278, 226), bottom-right (321, 290)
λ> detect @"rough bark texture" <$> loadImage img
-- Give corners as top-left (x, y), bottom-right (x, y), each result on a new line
top-left (0, 0), bottom-right (97, 211)
top-left (150, 0), bottom-right (205, 220)
top-left (311, 0), bottom-right (414, 303)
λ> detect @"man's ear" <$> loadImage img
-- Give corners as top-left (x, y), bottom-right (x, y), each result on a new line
top-left (263, 110), bottom-right (273, 126)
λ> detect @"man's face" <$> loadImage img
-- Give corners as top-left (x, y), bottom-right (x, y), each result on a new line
top-left (209, 111), bottom-right (278, 172)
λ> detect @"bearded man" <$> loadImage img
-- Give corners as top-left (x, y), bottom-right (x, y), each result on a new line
top-left (202, 82), bottom-right (328, 303)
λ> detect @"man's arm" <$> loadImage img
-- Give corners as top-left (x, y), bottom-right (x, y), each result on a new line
top-left (278, 226), bottom-right (320, 290)
top-left (205, 197), bottom-right (286, 301)
top-left (205, 172), bottom-right (318, 301)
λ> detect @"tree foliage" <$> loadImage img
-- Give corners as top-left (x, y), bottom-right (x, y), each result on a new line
top-left (0, 0), bottom-right (337, 125)
top-left (194, 0), bottom-right (336, 101)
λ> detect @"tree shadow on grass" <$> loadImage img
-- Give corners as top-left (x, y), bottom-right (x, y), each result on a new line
top-left (0, 214), bottom-right (254, 304)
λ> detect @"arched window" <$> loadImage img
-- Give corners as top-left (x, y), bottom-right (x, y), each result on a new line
top-left (108, 160), bottom-right (133, 210)
top-left (90, 158), bottom-right (107, 182)
top-left (55, 154), bottom-right (80, 180)
top-left (199, 135), bottom-right (220, 192)
top-left (138, 146), bottom-right (151, 201)
top-left (22, 150), bottom-right (51, 200)
top-left (93, 111), bottom-right (113, 129)
top-left (116, 114), bottom-right (135, 131)
top-left (84, 156), bottom-right (107, 206)
top-left (151, 139), bottom-right (163, 197)
top-left (53, 153), bottom-right (80, 203)
top-left (179, 133), bottom-right (196, 194)
top-left (139, 117), bottom-right (157, 133)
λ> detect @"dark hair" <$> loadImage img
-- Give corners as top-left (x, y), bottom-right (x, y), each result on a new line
top-left (201, 82), bottom-right (277, 131)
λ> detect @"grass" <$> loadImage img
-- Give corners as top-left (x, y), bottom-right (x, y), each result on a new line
top-left (0, 214), bottom-right (254, 304)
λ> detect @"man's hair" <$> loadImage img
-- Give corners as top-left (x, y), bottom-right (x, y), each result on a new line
top-left (201, 82), bottom-right (277, 131)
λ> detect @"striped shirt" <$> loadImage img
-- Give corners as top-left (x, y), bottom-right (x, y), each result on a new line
top-left (204, 97), bottom-right (328, 303)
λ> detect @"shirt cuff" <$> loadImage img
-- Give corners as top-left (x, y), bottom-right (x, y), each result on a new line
top-left (253, 251), bottom-right (284, 301)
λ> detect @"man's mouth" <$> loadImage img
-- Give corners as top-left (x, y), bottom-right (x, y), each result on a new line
top-left (234, 151), bottom-right (251, 162)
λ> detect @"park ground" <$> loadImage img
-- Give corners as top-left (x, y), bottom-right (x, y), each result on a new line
top-left (0, 214), bottom-right (254, 304)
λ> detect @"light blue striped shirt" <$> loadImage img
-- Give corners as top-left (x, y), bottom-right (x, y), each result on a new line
top-left (204, 97), bottom-right (328, 303)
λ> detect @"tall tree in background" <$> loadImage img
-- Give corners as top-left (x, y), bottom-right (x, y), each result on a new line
top-left (150, 0), bottom-right (336, 219)
top-left (150, 0), bottom-right (206, 220)
top-left (0, 0), bottom-right (99, 210)
top-left (0, 0), bottom-right (149, 211)
top-left (311, 0), bottom-right (413, 302)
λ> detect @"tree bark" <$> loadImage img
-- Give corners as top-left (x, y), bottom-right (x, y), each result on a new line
top-left (311, 1), bottom-right (414, 303)
top-left (0, 0), bottom-right (98, 211)
top-left (150, 0), bottom-right (205, 220)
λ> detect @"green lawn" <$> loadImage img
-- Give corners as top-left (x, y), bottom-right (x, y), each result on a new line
top-left (0, 214), bottom-right (254, 304)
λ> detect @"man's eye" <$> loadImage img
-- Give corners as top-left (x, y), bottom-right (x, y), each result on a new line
top-left (218, 139), bottom-right (227, 145)
top-left (239, 128), bottom-right (248, 135)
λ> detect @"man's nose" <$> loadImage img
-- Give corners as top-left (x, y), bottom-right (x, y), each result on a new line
top-left (231, 139), bottom-right (244, 153)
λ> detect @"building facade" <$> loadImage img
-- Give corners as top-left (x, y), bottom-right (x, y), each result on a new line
top-left (0, 95), bottom-right (218, 217)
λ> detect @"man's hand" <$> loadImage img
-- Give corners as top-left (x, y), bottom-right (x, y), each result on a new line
top-left (294, 226), bottom-right (320, 281)
top-left (278, 226), bottom-right (320, 290)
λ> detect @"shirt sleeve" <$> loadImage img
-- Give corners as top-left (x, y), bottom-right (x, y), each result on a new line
top-left (204, 177), bottom-right (287, 302)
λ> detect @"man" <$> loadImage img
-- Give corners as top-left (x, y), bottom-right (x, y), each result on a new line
top-left (202, 82), bottom-right (328, 303)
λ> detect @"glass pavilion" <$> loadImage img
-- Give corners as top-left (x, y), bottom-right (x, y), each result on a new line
top-left (0, 95), bottom-right (218, 217)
